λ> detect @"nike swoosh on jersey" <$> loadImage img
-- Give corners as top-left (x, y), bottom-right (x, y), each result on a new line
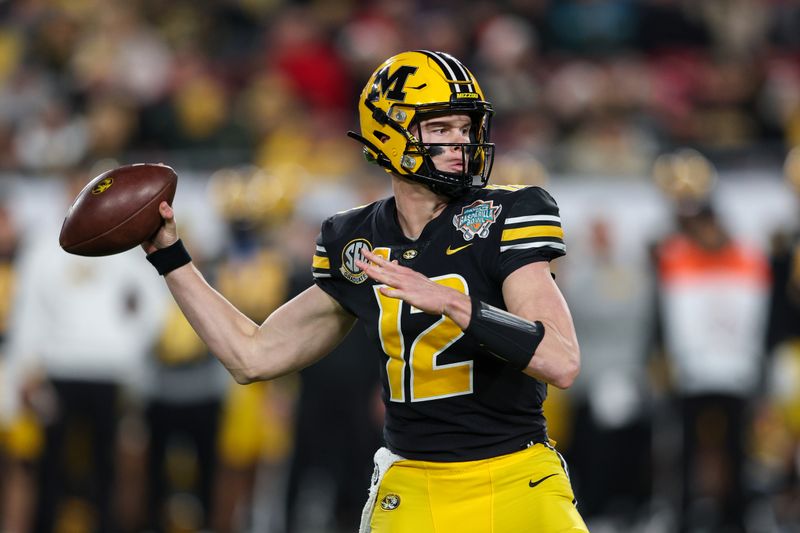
top-left (445, 243), bottom-right (473, 255)
top-left (528, 473), bottom-right (558, 488)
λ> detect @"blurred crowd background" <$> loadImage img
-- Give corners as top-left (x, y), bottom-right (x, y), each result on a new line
top-left (4, 0), bottom-right (800, 175)
top-left (0, 0), bottom-right (799, 532)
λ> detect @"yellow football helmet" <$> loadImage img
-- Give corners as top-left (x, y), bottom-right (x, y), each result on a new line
top-left (348, 50), bottom-right (495, 196)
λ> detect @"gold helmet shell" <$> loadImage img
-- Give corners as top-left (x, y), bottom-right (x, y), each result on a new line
top-left (348, 50), bottom-right (495, 196)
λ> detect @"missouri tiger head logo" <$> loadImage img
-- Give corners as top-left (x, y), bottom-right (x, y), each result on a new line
top-left (340, 238), bottom-right (372, 284)
top-left (380, 494), bottom-right (401, 511)
top-left (91, 178), bottom-right (114, 195)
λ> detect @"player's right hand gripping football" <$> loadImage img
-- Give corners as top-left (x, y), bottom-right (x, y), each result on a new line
top-left (142, 201), bottom-right (179, 254)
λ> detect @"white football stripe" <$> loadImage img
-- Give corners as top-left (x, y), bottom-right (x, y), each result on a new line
top-left (440, 51), bottom-right (474, 92)
top-left (500, 242), bottom-right (567, 253)
top-left (505, 215), bottom-right (561, 225)
top-left (429, 50), bottom-right (462, 92)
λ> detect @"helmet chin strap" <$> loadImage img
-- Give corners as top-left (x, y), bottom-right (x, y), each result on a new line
top-left (427, 180), bottom-right (470, 199)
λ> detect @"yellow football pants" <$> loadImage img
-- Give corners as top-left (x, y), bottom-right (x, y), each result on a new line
top-left (368, 442), bottom-right (588, 533)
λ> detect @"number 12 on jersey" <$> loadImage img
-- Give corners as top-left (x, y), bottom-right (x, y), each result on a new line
top-left (374, 274), bottom-right (473, 402)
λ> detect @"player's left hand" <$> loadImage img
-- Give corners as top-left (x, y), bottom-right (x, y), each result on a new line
top-left (357, 249), bottom-right (470, 327)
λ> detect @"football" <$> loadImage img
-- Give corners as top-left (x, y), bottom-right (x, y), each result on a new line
top-left (59, 163), bottom-right (178, 256)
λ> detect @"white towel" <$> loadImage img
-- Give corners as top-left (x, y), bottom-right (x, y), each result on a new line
top-left (358, 447), bottom-right (406, 533)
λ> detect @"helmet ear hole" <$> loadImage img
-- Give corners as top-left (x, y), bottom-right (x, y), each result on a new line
top-left (374, 131), bottom-right (390, 143)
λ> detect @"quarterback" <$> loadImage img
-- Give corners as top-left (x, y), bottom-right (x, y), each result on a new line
top-left (144, 51), bottom-right (587, 532)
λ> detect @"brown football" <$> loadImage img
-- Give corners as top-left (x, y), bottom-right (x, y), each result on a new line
top-left (59, 163), bottom-right (178, 256)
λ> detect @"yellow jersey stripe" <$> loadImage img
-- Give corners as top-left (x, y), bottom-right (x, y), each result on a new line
top-left (501, 225), bottom-right (564, 242)
top-left (312, 255), bottom-right (330, 269)
top-left (485, 184), bottom-right (527, 191)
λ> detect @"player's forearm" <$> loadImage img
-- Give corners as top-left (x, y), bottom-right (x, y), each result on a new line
top-left (517, 290), bottom-right (581, 388)
top-left (523, 318), bottom-right (580, 389)
top-left (163, 263), bottom-right (263, 383)
top-left (499, 263), bottom-right (581, 388)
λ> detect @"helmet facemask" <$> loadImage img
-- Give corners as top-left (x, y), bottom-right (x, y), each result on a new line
top-left (403, 108), bottom-right (495, 197)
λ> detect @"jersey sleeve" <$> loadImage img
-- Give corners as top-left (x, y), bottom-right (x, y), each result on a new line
top-left (311, 225), bottom-right (357, 316)
top-left (496, 186), bottom-right (566, 281)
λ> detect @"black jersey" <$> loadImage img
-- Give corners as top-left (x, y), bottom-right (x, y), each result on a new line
top-left (312, 185), bottom-right (566, 461)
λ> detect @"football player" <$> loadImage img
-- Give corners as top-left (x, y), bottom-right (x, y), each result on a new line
top-left (144, 50), bottom-right (587, 532)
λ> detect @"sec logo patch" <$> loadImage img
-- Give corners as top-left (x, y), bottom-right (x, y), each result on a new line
top-left (340, 238), bottom-right (371, 284)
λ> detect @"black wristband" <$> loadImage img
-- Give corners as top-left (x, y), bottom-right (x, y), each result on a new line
top-left (147, 239), bottom-right (192, 276)
top-left (464, 298), bottom-right (545, 371)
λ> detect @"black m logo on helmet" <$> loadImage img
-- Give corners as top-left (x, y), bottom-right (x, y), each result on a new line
top-left (369, 65), bottom-right (418, 102)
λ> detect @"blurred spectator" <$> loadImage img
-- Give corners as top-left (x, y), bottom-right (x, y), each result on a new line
top-left (541, 57), bottom-right (659, 175)
top-left (84, 94), bottom-right (139, 160)
top-left (760, 147), bottom-right (800, 528)
top-left (69, 3), bottom-right (173, 105)
top-left (206, 168), bottom-right (295, 532)
top-left (544, 0), bottom-right (638, 56)
top-left (560, 111), bottom-right (658, 176)
top-left (335, 0), bottom-right (409, 84)
top-left (635, 0), bottom-right (710, 53)
top-left (172, 67), bottom-right (235, 145)
top-left (561, 215), bottom-right (654, 529)
top-left (767, 1), bottom-right (800, 50)
top-left (759, 56), bottom-right (800, 147)
top-left (282, 265), bottom-right (382, 533)
top-left (473, 13), bottom-right (541, 115)
top-left (0, 65), bottom-right (53, 130)
top-left (235, 71), bottom-right (302, 142)
top-left (651, 151), bottom-right (771, 532)
top-left (1, 1), bottom-right (800, 530)
top-left (12, 97), bottom-right (88, 172)
top-left (280, 182), bottom-right (384, 533)
top-left (266, 7), bottom-right (353, 115)
top-left (695, 0), bottom-right (769, 60)
top-left (0, 189), bottom-right (36, 533)
top-left (141, 238), bottom-right (228, 532)
top-left (0, 0), bottom-right (796, 173)
top-left (415, 9), bottom-right (470, 62)
top-left (1, 172), bottom-right (167, 532)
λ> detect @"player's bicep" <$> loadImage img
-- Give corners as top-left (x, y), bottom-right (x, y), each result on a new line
top-left (254, 284), bottom-right (356, 379)
top-left (502, 263), bottom-right (562, 320)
